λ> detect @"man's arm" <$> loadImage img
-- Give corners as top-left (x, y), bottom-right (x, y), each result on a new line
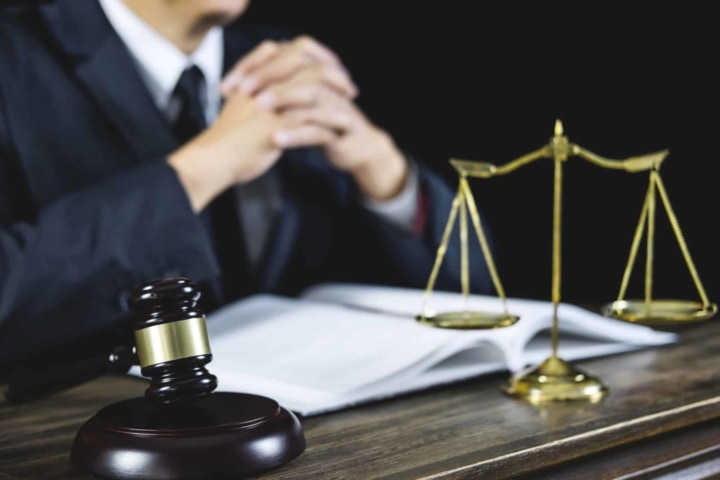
top-left (0, 159), bottom-right (218, 364)
top-left (221, 35), bottom-right (495, 294)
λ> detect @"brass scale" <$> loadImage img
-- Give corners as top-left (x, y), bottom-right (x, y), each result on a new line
top-left (416, 120), bottom-right (717, 403)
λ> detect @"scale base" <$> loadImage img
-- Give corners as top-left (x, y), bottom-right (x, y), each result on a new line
top-left (71, 391), bottom-right (305, 479)
top-left (503, 356), bottom-right (608, 404)
top-left (416, 311), bottom-right (519, 329)
top-left (603, 299), bottom-right (718, 328)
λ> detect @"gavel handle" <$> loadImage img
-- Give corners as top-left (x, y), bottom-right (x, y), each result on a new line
top-left (4, 344), bottom-right (137, 403)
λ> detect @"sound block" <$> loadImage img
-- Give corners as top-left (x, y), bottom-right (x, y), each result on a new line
top-left (71, 391), bottom-right (305, 479)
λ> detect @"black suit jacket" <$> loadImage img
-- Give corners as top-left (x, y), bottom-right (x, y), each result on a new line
top-left (0, 0), bottom-right (493, 365)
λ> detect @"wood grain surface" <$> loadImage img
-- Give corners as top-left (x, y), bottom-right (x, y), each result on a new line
top-left (1, 320), bottom-right (719, 479)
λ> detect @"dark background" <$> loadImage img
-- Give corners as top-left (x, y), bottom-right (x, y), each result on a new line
top-left (1, 3), bottom-right (716, 304)
top-left (241, 2), bottom-right (718, 305)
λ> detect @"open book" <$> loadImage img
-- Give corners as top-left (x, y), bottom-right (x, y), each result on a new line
top-left (129, 284), bottom-right (677, 416)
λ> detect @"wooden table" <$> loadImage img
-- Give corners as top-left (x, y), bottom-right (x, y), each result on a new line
top-left (1, 320), bottom-right (719, 479)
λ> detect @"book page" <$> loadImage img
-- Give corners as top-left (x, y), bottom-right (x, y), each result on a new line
top-left (127, 284), bottom-right (677, 416)
top-left (203, 295), bottom-right (471, 398)
top-left (301, 283), bottom-right (678, 371)
top-left (301, 283), bottom-right (677, 344)
top-left (127, 293), bottom-right (515, 415)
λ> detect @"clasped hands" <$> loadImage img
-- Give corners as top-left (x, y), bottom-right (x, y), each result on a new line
top-left (170, 35), bottom-right (408, 212)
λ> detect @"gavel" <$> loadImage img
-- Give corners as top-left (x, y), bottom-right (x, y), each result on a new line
top-left (126, 276), bottom-right (218, 402)
top-left (12, 277), bottom-right (306, 479)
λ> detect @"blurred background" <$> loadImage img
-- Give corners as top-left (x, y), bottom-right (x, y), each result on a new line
top-left (240, 2), bottom-right (719, 305)
top-left (239, 2), bottom-right (719, 305)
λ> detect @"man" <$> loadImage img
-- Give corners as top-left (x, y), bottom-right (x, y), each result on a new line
top-left (0, 0), bottom-right (493, 368)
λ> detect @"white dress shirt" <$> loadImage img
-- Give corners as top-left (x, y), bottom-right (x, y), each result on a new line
top-left (97, 0), bottom-right (420, 245)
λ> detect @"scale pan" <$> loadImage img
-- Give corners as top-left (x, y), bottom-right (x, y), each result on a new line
top-left (602, 299), bottom-right (718, 327)
top-left (416, 311), bottom-right (519, 329)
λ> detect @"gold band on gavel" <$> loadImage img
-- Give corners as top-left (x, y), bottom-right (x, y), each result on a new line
top-left (134, 317), bottom-right (212, 368)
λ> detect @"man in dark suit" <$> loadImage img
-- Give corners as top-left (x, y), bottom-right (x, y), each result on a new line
top-left (0, 0), bottom-right (493, 368)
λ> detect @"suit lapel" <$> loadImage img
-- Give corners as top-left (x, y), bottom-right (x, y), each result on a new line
top-left (38, 0), bottom-right (177, 161)
top-left (40, 3), bottom-right (302, 294)
top-left (74, 40), bottom-right (177, 160)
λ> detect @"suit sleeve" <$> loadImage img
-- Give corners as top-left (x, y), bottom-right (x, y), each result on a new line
top-left (0, 158), bottom-right (220, 364)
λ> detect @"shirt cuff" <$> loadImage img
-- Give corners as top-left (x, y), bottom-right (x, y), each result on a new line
top-left (361, 159), bottom-right (420, 234)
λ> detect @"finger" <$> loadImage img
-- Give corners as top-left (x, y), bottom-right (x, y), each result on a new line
top-left (272, 125), bottom-right (338, 149)
top-left (317, 64), bottom-right (358, 99)
top-left (237, 54), bottom-right (358, 99)
top-left (255, 65), bottom-right (358, 106)
top-left (282, 106), bottom-right (354, 135)
top-left (291, 35), bottom-right (344, 69)
top-left (237, 37), bottom-right (357, 97)
top-left (257, 81), bottom-right (349, 112)
top-left (238, 51), bottom-right (316, 96)
top-left (221, 40), bottom-right (282, 97)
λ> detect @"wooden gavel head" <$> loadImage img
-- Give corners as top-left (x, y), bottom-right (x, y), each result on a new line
top-left (127, 277), bottom-right (217, 402)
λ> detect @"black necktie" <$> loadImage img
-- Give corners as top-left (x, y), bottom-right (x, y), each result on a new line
top-left (172, 65), bottom-right (207, 140)
top-left (171, 66), bottom-right (249, 303)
